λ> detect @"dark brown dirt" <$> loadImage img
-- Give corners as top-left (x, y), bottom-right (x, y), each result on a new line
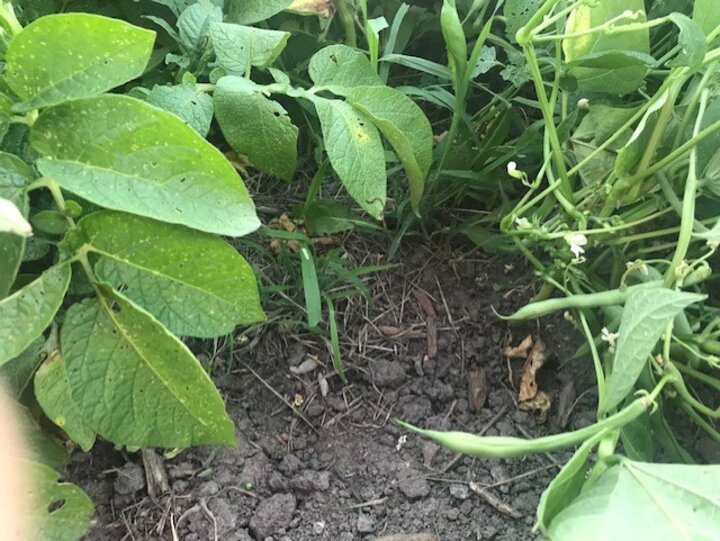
top-left (70, 242), bottom-right (596, 541)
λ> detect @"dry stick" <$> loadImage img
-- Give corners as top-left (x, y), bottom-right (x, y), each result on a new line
top-left (141, 448), bottom-right (170, 499)
top-left (239, 361), bottom-right (319, 435)
top-left (439, 405), bottom-right (510, 474)
top-left (469, 482), bottom-right (522, 519)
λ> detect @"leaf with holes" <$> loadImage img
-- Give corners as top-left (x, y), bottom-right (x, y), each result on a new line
top-left (29, 460), bottom-right (94, 541)
top-left (312, 97), bottom-right (386, 219)
top-left (309, 45), bottom-right (383, 95)
top-left (0, 264), bottom-right (70, 366)
top-left (210, 23), bottom-right (290, 73)
top-left (214, 76), bottom-right (298, 181)
top-left (34, 352), bottom-right (96, 451)
top-left (79, 210), bottom-right (265, 338)
top-left (347, 85), bottom-right (432, 214)
top-left (61, 285), bottom-right (236, 448)
top-left (143, 83), bottom-right (214, 137)
top-left (31, 94), bottom-right (260, 237)
top-left (5, 13), bottom-right (155, 112)
top-left (504, 0), bottom-right (544, 41)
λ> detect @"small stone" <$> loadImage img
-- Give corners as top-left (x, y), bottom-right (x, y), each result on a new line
top-left (305, 403), bottom-right (325, 418)
top-left (398, 477), bottom-right (430, 500)
top-left (446, 508), bottom-right (460, 521)
top-left (288, 470), bottom-right (331, 493)
top-left (368, 359), bottom-right (406, 388)
top-left (313, 521), bottom-right (325, 534)
top-left (249, 494), bottom-right (296, 539)
top-left (114, 463), bottom-right (145, 495)
top-left (449, 483), bottom-right (469, 500)
top-left (357, 513), bottom-right (375, 533)
top-left (278, 454), bottom-right (303, 475)
top-left (339, 533), bottom-right (354, 541)
top-left (198, 480), bottom-right (219, 497)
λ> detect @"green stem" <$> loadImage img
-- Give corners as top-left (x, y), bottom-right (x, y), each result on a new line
top-left (332, 0), bottom-right (357, 48)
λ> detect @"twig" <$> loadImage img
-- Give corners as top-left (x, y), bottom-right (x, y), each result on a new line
top-left (469, 482), bottom-right (522, 519)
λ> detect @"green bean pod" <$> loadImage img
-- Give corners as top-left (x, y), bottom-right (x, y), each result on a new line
top-left (500, 280), bottom-right (663, 321)
top-left (396, 394), bottom-right (655, 458)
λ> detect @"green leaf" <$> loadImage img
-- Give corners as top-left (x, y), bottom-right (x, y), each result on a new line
top-left (0, 153), bottom-right (33, 298)
top-left (603, 289), bottom-right (704, 413)
top-left (177, 1), bottom-right (222, 54)
top-left (546, 460), bottom-right (720, 540)
top-left (304, 199), bottom-right (376, 235)
top-left (34, 352), bottom-right (96, 451)
top-left (79, 211), bottom-right (265, 338)
top-left (693, 0), bottom-right (720, 36)
top-left (564, 50), bottom-right (657, 70)
top-left (0, 337), bottom-right (45, 399)
top-left (210, 23), bottom-right (290, 72)
top-left (504, 0), bottom-right (544, 41)
top-left (312, 97), bottom-right (386, 219)
top-left (536, 429), bottom-right (608, 532)
top-left (28, 460), bottom-right (93, 541)
top-left (620, 412), bottom-right (654, 461)
top-left (214, 76), bottom-right (298, 181)
top-left (563, 0), bottom-right (650, 95)
top-left (309, 44), bottom-right (383, 95)
top-left (227, 0), bottom-right (293, 25)
top-left (30, 210), bottom-right (69, 236)
top-left (440, 0), bottom-right (467, 87)
top-left (5, 13), bottom-right (155, 112)
top-left (31, 94), bottom-right (260, 237)
top-left (0, 264), bottom-right (71, 366)
top-left (300, 246), bottom-right (322, 328)
top-left (61, 286), bottom-right (236, 448)
top-left (347, 85), bottom-right (432, 213)
top-left (667, 13), bottom-right (706, 69)
top-left (144, 83), bottom-right (214, 137)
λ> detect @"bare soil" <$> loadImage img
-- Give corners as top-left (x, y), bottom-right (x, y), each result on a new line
top-left (70, 242), bottom-right (595, 541)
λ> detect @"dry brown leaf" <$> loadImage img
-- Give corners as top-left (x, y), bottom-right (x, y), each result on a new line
top-left (377, 326), bottom-right (425, 339)
top-left (287, 0), bottom-right (333, 17)
top-left (467, 369), bottom-right (487, 412)
top-left (518, 338), bottom-right (547, 401)
top-left (503, 334), bottom-right (533, 359)
top-left (519, 390), bottom-right (552, 423)
top-left (413, 290), bottom-right (437, 318)
top-left (426, 316), bottom-right (438, 360)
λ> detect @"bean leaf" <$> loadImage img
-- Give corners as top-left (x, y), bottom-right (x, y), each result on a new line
top-left (0, 153), bottom-right (33, 297)
top-left (79, 211), bottom-right (265, 338)
top-left (693, 0), bottom-right (720, 37)
top-left (31, 95), bottom-right (260, 237)
top-left (312, 97), bottom-right (386, 219)
top-left (0, 264), bottom-right (71, 366)
top-left (602, 288), bottom-right (704, 413)
top-left (34, 352), bottom-right (96, 451)
top-left (61, 286), bottom-right (236, 448)
top-left (666, 13), bottom-right (706, 69)
top-left (563, 0), bottom-right (650, 95)
top-left (143, 83), bottom-right (214, 137)
top-left (214, 76), bottom-right (298, 181)
top-left (227, 0), bottom-right (293, 24)
top-left (6, 13), bottom-right (155, 111)
top-left (347, 85), bottom-right (432, 214)
top-left (546, 459), bottom-right (720, 540)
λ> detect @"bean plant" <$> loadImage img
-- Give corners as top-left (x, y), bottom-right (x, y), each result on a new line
top-left (0, 1), bottom-right (433, 538)
top-left (403, 0), bottom-right (720, 538)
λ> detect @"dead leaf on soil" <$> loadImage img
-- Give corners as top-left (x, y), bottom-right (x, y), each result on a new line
top-left (503, 334), bottom-right (533, 359)
top-left (467, 369), bottom-right (487, 412)
top-left (518, 338), bottom-right (547, 401)
top-left (287, 0), bottom-right (334, 17)
top-left (413, 290), bottom-right (438, 360)
top-left (377, 325), bottom-right (425, 339)
top-left (518, 390), bottom-right (552, 423)
top-left (413, 290), bottom-right (437, 318)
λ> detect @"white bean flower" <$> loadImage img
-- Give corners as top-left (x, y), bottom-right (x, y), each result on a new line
top-left (0, 197), bottom-right (31, 237)
top-left (565, 233), bottom-right (587, 259)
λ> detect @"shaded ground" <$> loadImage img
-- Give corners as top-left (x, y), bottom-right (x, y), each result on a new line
top-left (70, 241), bottom-right (595, 540)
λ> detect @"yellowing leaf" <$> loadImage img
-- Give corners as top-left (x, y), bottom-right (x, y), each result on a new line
top-left (287, 0), bottom-right (333, 17)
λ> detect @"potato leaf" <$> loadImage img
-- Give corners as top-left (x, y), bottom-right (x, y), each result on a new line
top-left (34, 352), bottom-right (96, 451)
top-left (31, 95), bottom-right (260, 237)
top-left (143, 83), bottom-right (214, 137)
top-left (79, 211), bottom-right (265, 338)
top-left (227, 0), bottom-right (293, 25)
top-left (61, 286), bottom-right (236, 448)
top-left (0, 264), bottom-right (70, 366)
top-left (214, 76), bottom-right (298, 181)
top-left (210, 23), bottom-right (290, 72)
top-left (309, 45), bottom-right (383, 95)
top-left (347, 85), bottom-right (432, 214)
top-left (6, 13), bottom-right (155, 111)
top-left (312, 97), bottom-right (386, 219)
